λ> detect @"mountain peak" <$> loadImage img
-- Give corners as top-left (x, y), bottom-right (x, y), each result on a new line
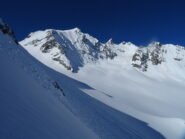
top-left (20, 27), bottom-right (104, 72)
top-left (71, 27), bottom-right (81, 32)
top-left (106, 38), bottom-right (114, 44)
top-left (148, 41), bottom-right (162, 47)
top-left (61, 27), bottom-right (81, 34)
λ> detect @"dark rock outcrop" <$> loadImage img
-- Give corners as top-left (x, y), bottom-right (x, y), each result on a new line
top-left (149, 42), bottom-right (163, 65)
top-left (132, 48), bottom-right (149, 71)
top-left (131, 42), bottom-right (166, 71)
top-left (0, 20), bottom-right (18, 44)
top-left (102, 44), bottom-right (117, 59)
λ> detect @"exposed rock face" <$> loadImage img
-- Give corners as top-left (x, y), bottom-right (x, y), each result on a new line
top-left (52, 81), bottom-right (66, 96)
top-left (41, 39), bottom-right (63, 53)
top-left (132, 48), bottom-right (149, 71)
top-left (174, 58), bottom-right (182, 61)
top-left (52, 57), bottom-right (72, 70)
top-left (39, 30), bottom-right (72, 71)
top-left (173, 45), bottom-right (185, 61)
top-left (101, 44), bottom-right (117, 59)
top-left (100, 39), bottom-right (118, 59)
top-left (132, 42), bottom-right (165, 71)
top-left (0, 19), bottom-right (18, 44)
top-left (40, 30), bottom-right (64, 53)
top-left (149, 42), bottom-right (164, 65)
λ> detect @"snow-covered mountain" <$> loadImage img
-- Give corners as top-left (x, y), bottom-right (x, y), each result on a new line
top-left (1, 19), bottom-right (168, 139)
top-left (20, 28), bottom-right (138, 72)
top-left (20, 28), bottom-right (185, 73)
top-left (20, 28), bottom-right (185, 139)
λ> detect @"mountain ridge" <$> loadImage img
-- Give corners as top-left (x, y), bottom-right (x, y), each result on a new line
top-left (20, 28), bottom-right (185, 73)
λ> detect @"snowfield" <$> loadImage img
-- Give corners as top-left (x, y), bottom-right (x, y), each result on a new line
top-left (73, 60), bottom-right (185, 139)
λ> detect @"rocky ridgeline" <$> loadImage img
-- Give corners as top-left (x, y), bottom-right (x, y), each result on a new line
top-left (132, 42), bottom-right (165, 71)
top-left (21, 29), bottom-right (123, 72)
top-left (132, 42), bottom-right (185, 71)
top-left (20, 28), bottom-right (185, 72)
top-left (0, 19), bottom-right (18, 44)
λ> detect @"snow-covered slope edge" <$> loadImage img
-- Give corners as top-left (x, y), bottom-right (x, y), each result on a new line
top-left (0, 19), bottom-right (98, 139)
top-left (0, 20), bottom-right (165, 138)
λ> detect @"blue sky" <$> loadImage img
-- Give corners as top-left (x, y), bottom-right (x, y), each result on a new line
top-left (1, 0), bottom-right (185, 45)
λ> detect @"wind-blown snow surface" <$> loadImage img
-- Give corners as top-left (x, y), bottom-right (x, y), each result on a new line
top-left (20, 28), bottom-right (185, 139)
top-left (72, 59), bottom-right (185, 139)
top-left (0, 23), bottom-right (165, 138)
top-left (0, 29), bottom-right (98, 139)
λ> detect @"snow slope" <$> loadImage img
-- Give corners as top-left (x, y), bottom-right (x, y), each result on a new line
top-left (20, 28), bottom-right (185, 139)
top-left (0, 20), bottom-right (165, 138)
top-left (72, 58), bottom-right (185, 139)
top-left (67, 44), bottom-right (185, 139)
top-left (0, 23), bottom-right (98, 139)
